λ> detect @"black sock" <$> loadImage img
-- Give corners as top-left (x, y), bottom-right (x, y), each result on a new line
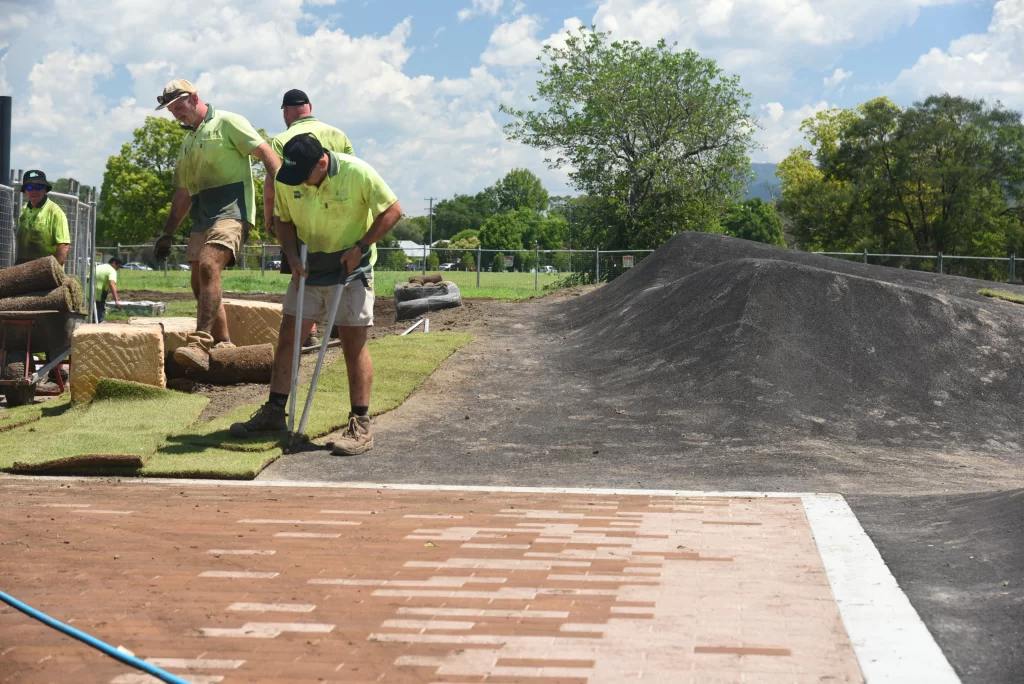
top-left (352, 405), bottom-right (369, 417)
top-left (269, 392), bottom-right (288, 408)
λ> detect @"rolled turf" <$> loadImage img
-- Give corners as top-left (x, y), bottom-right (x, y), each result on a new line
top-left (0, 285), bottom-right (74, 312)
top-left (166, 343), bottom-right (275, 385)
top-left (0, 257), bottom-right (65, 298)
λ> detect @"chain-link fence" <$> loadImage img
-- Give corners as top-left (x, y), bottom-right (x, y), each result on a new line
top-left (815, 250), bottom-right (1024, 284)
top-left (0, 185), bottom-right (14, 268)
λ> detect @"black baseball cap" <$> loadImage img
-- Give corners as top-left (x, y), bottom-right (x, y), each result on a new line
top-left (281, 89), bottom-right (310, 108)
top-left (277, 133), bottom-right (325, 186)
top-left (22, 170), bottom-right (52, 192)
top-left (109, 257), bottom-right (125, 267)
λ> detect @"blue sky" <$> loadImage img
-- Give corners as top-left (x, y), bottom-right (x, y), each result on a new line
top-left (0, 0), bottom-right (1018, 213)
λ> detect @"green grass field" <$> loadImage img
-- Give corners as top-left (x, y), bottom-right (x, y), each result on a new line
top-left (116, 269), bottom-right (563, 300)
top-left (0, 332), bottom-right (473, 478)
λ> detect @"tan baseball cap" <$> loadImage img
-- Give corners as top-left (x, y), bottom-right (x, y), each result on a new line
top-left (155, 79), bottom-right (197, 110)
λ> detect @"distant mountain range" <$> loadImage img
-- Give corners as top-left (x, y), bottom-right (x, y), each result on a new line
top-left (744, 163), bottom-right (780, 202)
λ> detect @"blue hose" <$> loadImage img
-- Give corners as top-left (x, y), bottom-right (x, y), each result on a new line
top-left (0, 590), bottom-right (191, 684)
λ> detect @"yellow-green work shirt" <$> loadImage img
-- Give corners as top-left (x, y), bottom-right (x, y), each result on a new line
top-left (271, 116), bottom-right (354, 159)
top-left (173, 104), bottom-right (265, 232)
top-left (274, 152), bottom-right (397, 286)
top-left (17, 198), bottom-right (70, 264)
top-left (95, 263), bottom-right (118, 298)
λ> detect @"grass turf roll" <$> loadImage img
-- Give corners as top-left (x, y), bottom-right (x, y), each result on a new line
top-left (166, 343), bottom-right (274, 385)
top-left (63, 275), bottom-right (84, 312)
top-left (0, 257), bottom-right (65, 299)
top-left (0, 285), bottom-right (74, 312)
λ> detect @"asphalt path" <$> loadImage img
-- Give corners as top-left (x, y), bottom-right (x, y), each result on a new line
top-left (263, 296), bottom-right (1024, 683)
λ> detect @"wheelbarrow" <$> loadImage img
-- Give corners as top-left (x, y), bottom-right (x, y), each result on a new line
top-left (0, 310), bottom-right (87, 407)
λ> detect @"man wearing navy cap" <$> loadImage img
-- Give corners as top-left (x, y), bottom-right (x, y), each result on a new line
top-left (230, 133), bottom-right (401, 456)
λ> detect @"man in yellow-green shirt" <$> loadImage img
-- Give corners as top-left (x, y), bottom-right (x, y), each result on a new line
top-left (231, 133), bottom-right (402, 456)
top-left (151, 79), bottom-right (281, 372)
top-left (16, 170), bottom-right (70, 266)
top-left (94, 257), bottom-right (123, 323)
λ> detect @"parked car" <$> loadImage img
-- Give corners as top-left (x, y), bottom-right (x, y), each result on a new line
top-left (405, 263), bottom-right (418, 271)
top-left (178, 264), bottom-right (191, 271)
top-left (438, 263), bottom-right (456, 271)
top-left (265, 259), bottom-right (282, 270)
top-left (123, 262), bottom-right (153, 271)
top-left (538, 265), bottom-right (559, 275)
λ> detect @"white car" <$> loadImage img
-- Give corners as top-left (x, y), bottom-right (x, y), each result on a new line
top-left (438, 263), bottom-right (456, 271)
top-left (538, 265), bottom-right (558, 275)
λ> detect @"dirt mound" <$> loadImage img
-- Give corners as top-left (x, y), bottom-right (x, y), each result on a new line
top-left (555, 233), bottom-right (1024, 448)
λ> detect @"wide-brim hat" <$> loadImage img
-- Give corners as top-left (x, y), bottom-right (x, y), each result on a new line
top-left (21, 169), bottom-right (51, 192)
top-left (156, 78), bottom-right (197, 110)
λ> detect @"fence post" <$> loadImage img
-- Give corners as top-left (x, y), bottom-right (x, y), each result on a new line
top-left (260, 243), bottom-right (266, 277)
top-left (163, 257), bottom-right (168, 276)
top-left (117, 242), bottom-right (121, 260)
top-left (535, 242), bottom-right (540, 291)
top-left (476, 244), bottom-right (481, 288)
top-left (1010, 253), bottom-right (1016, 284)
top-left (422, 244), bottom-right (427, 275)
top-left (937, 252), bottom-right (943, 274)
top-left (862, 248), bottom-right (868, 265)
top-left (595, 248), bottom-right (600, 283)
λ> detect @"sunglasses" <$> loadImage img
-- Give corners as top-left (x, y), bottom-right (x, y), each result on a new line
top-left (157, 90), bottom-right (189, 106)
top-left (23, 184), bottom-right (47, 192)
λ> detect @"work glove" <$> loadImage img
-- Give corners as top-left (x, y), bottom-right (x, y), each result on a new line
top-left (154, 234), bottom-right (173, 261)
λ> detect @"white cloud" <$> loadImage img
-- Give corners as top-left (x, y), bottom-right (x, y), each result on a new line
top-left (753, 100), bottom-right (833, 163)
top-left (890, 0), bottom-right (1024, 108)
top-left (305, 0), bottom-right (337, 5)
top-left (591, 0), bottom-right (968, 95)
top-left (824, 68), bottom-right (852, 89)
top-left (458, 0), bottom-right (506, 22)
top-left (481, 15), bottom-right (543, 67)
top-left (3, 0), bottom-right (576, 209)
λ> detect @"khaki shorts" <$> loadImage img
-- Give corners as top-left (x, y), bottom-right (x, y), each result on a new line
top-left (283, 277), bottom-right (375, 327)
top-left (186, 218), bottom-right (251, 264)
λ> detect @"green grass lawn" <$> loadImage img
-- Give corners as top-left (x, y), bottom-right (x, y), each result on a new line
top-left (117, 269), bottom-right (563, 300)
top-left (0, 332), bottom-right (472, 478)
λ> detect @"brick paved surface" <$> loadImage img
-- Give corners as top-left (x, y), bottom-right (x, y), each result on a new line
top-left (0, 480), bottom-right (863, 683)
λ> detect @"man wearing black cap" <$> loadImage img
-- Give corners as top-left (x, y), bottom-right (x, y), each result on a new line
top-left (16, 170), bottom-right (70, 266)
top-left (94, 257), bottom-right (124, 323)
top-left (230, 133), bottom-right (401, 456)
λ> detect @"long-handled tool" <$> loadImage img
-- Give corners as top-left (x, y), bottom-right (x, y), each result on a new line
top-left (291, 261), bottom-right (350, 449)
top-left (287, 245), bottom-right (308, 436)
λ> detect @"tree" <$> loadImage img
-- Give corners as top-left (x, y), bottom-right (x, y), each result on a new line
top-left (777, 95), bottom-right (1024, 258)
top-left (503, 27), bottom-right (756, 249)
top-left (479, 210), bottom-right (529, 251)
top-left (494, 168), bottom-right (549, 213)
top-left (426, 251), bottom-right (440, 271)
top-left (523, 213), bottom-right (568, 249)
top-left (491, 252), bottom-right (506, 272)
top-left (722, 198), bottom-right (786, 246)
top-left (432, 191), bottom-right (496, 240)
top-left (98, 117), bottom-right (189, 244)
top-left (461, 251), bottom-right (476, 271)
top-left (391, 218), bottom-right (424, 243)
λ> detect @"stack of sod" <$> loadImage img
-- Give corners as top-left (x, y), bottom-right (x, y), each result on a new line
top-left (0, 256), bottom-right (84, 313)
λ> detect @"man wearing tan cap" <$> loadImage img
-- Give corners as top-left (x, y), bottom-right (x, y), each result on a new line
top-left (152, 79), bottom-right (281, 371)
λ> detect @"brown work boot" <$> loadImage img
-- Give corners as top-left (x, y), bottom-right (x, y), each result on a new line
top-left (230, 401), bottom-right (287, 438)
top-left (174, 330), bottom-right (215, 372)
top-left (330, 413), bottom-right (373, 456)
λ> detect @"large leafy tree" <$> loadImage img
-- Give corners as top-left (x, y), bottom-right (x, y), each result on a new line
top-left (503, 27), bottom-right (756, 249)
top-left (722, 198), bottom-right (785, 246)
top-left (494, 168), bottom-right (549, 213)
top-left (98, 116), bottom-right (188, 244)
top-left (778, 95), bottom-right (1024, 256)
top-left (432, 190), bottom-right (497, 240)
top-left (479, 209), bottom-right (531, 251)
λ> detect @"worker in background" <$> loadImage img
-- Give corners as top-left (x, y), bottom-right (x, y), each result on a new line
top-left (94, 257), bottom-right (123, 323)
top-left (16, 170), bottom-right (70, 266)
top-left (271, 89), bottom-right (356, 347)
top-left (231, 133), bottom-right (401, 456)
top-left (152, 79), bottom-right (281, 372)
